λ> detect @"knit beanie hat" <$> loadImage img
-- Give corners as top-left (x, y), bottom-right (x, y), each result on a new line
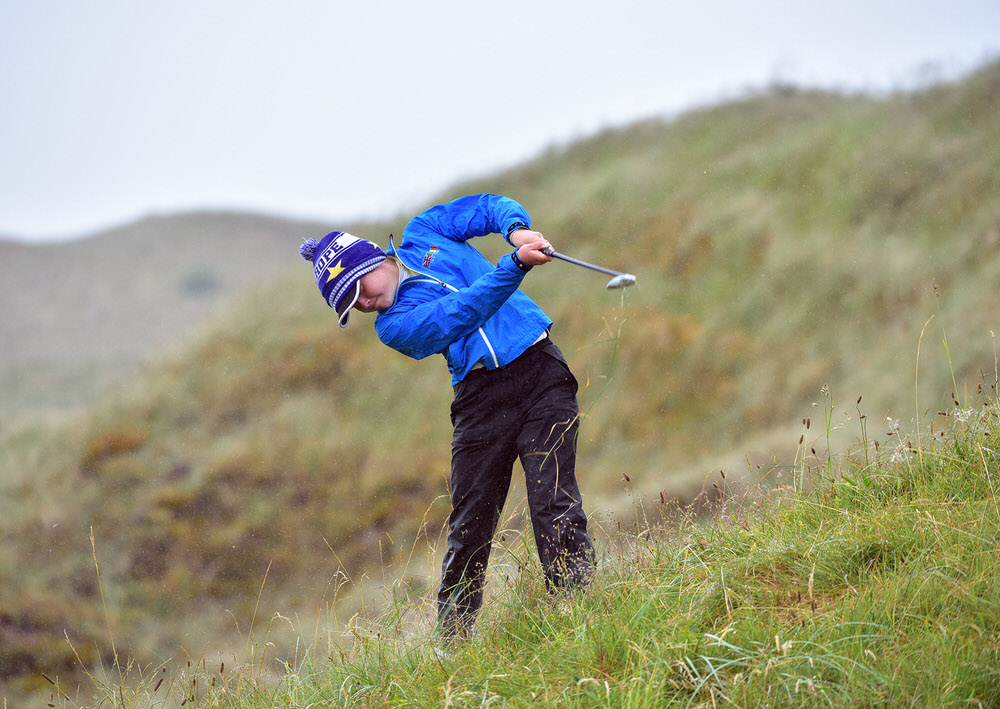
top-left (299, 231), bottom-right (386, 328)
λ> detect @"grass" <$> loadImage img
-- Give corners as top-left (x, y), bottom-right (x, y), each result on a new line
top-left (52, 387), bottom-right (1000, 707)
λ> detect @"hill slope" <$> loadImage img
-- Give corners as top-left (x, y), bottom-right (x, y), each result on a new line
top-left (2, 60), bottom-right (1000, 702)
top-left (0, 211), bottom-right (332, 414)
top-left (157, 398), bottom-right (1000, 707)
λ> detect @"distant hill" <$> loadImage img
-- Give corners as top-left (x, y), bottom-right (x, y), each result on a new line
top-left (2, 59), bottom-right (999, 703)
top-left (0, 211), bottom-right (338, 415)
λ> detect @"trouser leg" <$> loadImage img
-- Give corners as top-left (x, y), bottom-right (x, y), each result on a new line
top-left (438, 383), bottom-right (517, 639)
top-left (518, 345), bottom-right (595, 592)
top-left (520, 412), bottom-right (594, 591)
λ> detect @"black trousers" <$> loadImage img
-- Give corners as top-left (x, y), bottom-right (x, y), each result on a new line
top-left (438, 338), bottom-right (595, 638)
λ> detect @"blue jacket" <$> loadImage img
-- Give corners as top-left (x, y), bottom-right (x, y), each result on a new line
top-left (374, 194), bottom-right (553, 385)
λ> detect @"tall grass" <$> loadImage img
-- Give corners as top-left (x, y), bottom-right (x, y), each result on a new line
top-left (59, 382), bottom-right (1000, 707)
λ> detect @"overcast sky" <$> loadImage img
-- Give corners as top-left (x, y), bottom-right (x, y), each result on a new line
top-left (1, 1), bottom-right (997, 242)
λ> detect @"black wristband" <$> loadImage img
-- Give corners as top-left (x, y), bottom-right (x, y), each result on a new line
top-left (510, 250), bottom-right (532, 272)
top-left (505, 222), bottom-right (529, 244)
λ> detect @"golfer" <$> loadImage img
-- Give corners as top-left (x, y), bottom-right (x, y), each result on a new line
top-left (300, 193), bottom-right (594, 641)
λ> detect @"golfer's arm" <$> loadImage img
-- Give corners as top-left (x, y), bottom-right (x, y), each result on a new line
top-left (407, 194), bottom-right (530, 244)
top-left (376, 257), bottom-right (526, 358)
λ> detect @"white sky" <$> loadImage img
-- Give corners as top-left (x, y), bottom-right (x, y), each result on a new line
top-left (1, 0), bottom-right (997, 242)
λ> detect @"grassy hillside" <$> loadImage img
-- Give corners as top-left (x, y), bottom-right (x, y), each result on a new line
top-left (0, 211), bottom-right (332, 414)
top-left (71, 392), bottom-right (1000, 707)
top-left (3, 59), bottom-right (1000, 703)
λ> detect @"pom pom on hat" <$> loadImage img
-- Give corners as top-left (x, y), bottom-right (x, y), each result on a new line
top-left (300, 238), bottom-right (319, 261)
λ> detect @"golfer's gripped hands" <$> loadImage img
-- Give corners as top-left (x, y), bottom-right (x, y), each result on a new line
top-left (510, 228), bottom-right (553, 267)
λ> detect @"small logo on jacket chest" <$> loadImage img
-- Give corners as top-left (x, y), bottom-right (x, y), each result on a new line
top-left (422, 246), bottom-right (439, 267)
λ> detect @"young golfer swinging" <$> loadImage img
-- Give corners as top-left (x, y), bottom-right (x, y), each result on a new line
top-left (300, 193), bottom-right (595, 641)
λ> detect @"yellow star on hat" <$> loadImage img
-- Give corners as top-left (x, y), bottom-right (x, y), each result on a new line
top-left (327, 260), bottom-right (345, 282)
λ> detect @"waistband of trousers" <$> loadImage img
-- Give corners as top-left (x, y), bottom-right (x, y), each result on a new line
top-left (464, 331), bottom-right (550, 379)
top-left (470, 330), bottom-right (548, 371)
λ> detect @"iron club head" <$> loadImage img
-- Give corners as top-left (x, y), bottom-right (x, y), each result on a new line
top-left (605, 273), bottom-right (637, 289)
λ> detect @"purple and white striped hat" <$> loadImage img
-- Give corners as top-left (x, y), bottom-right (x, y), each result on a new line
top-left (299, 231), bottom-right (386, 328)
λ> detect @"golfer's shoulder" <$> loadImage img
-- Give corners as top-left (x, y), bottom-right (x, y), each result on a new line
top-left (387, 276), bottom-right (448, 311)
top-left (404, 198), bottom-right (456, 232)
top-left (401, 209), bottom-right (443, 246)
top-left (404, 194), bottom-right (496, 235)
top-left (373, 287), bottom-right (441, 356)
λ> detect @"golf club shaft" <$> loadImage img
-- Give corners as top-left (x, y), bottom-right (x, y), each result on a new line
top-left (540, 248), bottom-right (626, 278)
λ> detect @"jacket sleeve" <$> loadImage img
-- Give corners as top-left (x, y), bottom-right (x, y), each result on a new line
top-left (405, 194), bottom-right (530, 243)
top-left (375, 255), bottom-right (526, 359)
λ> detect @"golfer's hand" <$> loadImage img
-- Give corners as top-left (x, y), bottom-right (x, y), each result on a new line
top-left (516, 237), bottom-right (553, 266)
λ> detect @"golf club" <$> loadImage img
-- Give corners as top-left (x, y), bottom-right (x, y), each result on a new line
top-left (540, 248), bottom-right (637, 289)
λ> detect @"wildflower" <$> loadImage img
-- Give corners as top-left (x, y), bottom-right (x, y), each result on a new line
top-left (953, 409), bottom-right (974, 423)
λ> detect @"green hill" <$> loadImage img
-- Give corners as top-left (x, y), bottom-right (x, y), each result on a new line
top-left (2, 59), bottom-right (999, 704)
top-left (117, 397), bottom-right (1000, 707)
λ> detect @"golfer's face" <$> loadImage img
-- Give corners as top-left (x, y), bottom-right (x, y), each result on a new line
top-left (354, 266), bottom-right (396, 313)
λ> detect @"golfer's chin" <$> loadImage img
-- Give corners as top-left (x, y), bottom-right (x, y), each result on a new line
top-left (354, 299), bottom-right (393, 314)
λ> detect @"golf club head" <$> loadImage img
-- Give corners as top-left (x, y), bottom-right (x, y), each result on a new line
top-left (606, 273), bottom-right (637, 289)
